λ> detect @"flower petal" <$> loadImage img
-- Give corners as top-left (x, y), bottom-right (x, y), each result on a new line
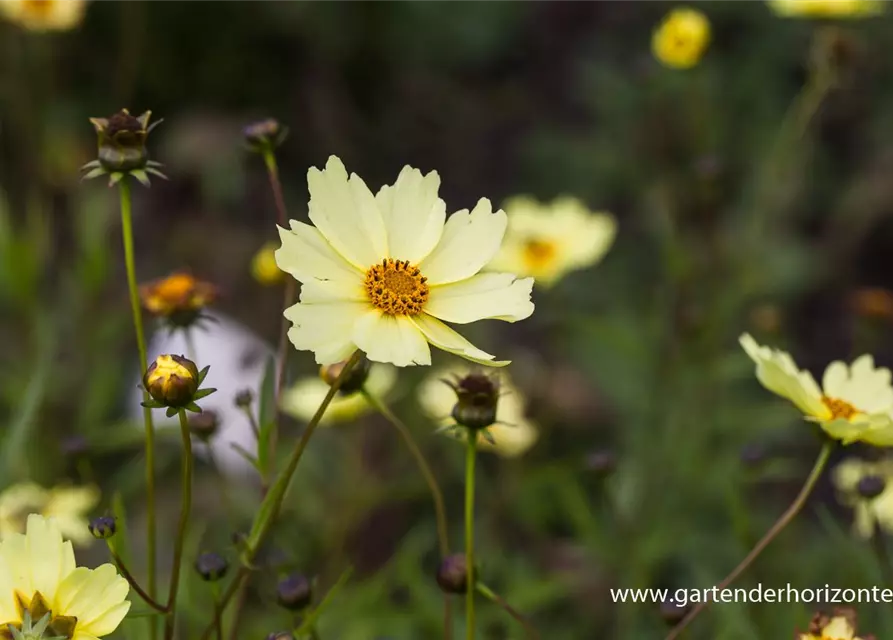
top-left (739, 334), bottom-right (826, 418)
top-left (425, 273), bottom-right (534, 324)
top-left (275, 220), bottom-right (364, 284)
top-left (307, 156), bottom-right (388, 269)
top-left (8, 515), bottom-right (77, 603)
top-left (419, 198), bottom-right (507, 285)
top-left (283, 301), bottom-right (366, 365)
top-left (299, 278), bottom-right (366, 304)
top-left (352, 310), bottom-right (431, 367)
top-left (55, 564), bottom-right (130, 635)
top-left (411, 314), bottom-right (508, 366)
top-left (376, 166), bottom-right (446, 264)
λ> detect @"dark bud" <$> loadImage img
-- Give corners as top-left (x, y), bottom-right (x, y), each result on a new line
top-left (857, 475), bottom-right (886, 500)
top-left (234, 389), bottom-right (254, 409)
top-left (659, 598), bottom-right (689, 626)
top-left (276, 574), bottom-right (312, 611)
top-left (88, 516), bottom-right (116, 540)
top-left (320, 356), bottom-right (371, 395)
top-left (585, 450), bottom-right (617, 476)
top-left (243, 119), bottom-right (289, 153)
top-left (265, 634), bottom-right (296, 640)
top-left (436, 553), bottom-right (473, 594)
top-left (739, 443), bottom-right (766, 467)
top-left (189, 410), bottom-right (220, 442)
top-left (60, 435), bottom-right (90, 456)
top-left (89, 109), bottom-right (157, 173)
top-left (194, 552), bottom-right (229, 582)
top-left (449, 372), bottom-right (499, 431)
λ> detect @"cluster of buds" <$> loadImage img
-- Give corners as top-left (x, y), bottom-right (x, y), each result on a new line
top-left (140, 272), bottom-right (219, 332)
top-left (141, 354), bottom-right (216, 416)
top-left (82, 109), bottom-right (167, 187)
top-left (242, 118), bottom-right (289, 155)
top-left (439, 371), bottom-right (502, 445)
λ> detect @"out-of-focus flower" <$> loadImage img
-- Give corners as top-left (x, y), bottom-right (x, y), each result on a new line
top-left (243, 119), bottom-right (289, 154)
top-left (436, 553), bottom-right (473, 594)
top-left (769, 0), bottom-right (882, 18)
top-left (799, 608), bottom-right (869, 640)
top-left (652, 7), bottom-right (711, 69)
top-left (0, 483), bottom-right (99, 547)
top-left (251, 242), bottom-right (285, 286)
top-left (276, 574), bottom-right (312, 611)
top-left (140, 272), bottom-right (219, 329)
top-left (850, 287), bottom-right (893, 321)
top-left (82, 109), bottom-right (166, 187)
top-left (280, 363), bottom-right (397, 425)
top-left (194, 552), bottom-right (229, 582)
top-left (748, 303), bottom-right (783, 334)
top-left (832, 457), bottom-right (893, 538)
top-left (0, 0), bottom-right (87, 32)
top-left (487, 197), bottom-right (616, 289)
top-left (274, 156), bottom-right (534, 367)
top-left (419, 367), bottom-right (538, 457)
top-left (142, 354), bottom-right (215, 414)
top-left (0, 514), bottom-right (130, 638)
top-left (739, 333), bottom-right (893, 446)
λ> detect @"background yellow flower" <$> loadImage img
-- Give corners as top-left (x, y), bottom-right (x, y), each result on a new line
top-left (0, 0), bottom-right (87, 32)
top-left (769, 0), bottom-right (882, 18)
top-left (0, 483), bottom-right (99, 546)
top-left (652, 7), bottom-right (711, 69)
top-left (280, 363), bottom-right (397, 425)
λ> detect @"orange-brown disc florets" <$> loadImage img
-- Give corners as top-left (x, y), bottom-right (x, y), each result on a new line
top-left (822, 395), bottom-right (858, 420)
top-left (364, 258), bottom-right (429, 316)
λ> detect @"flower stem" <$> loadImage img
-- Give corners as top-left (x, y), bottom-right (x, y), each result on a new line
top-left (664, 441), bottom-right (833, 640)
top-left (118, 179), bottom-right (158, 638)
top-left (185, 328), bottom-right (198, 363)
top-left (465, 430), bottom-right (477, 640)
top-left (163, 409), bottom-right (195, 640)
top-left (210, 582), bottom-right (224, 640)
top-left (475, 583), bottom-right (539, 639)
top-left (292, 566), bottom-right (354, 637)
top-left (107, 543), bottom-right (169, 613)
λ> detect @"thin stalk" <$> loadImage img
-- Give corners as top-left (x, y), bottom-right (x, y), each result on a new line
top-left (185, 328), bottom-right (198, 363)
top-left (465, 431), bottom-right (477, 640)
top-left (210, 582), bottom-right (224, 640)
top-left (107, 544), bottom-right (168, 613)
top-left (164, 409), bottom-right (196, 640)
top-left (476, 583), bottom-right (539, 640)
top-left (118, 179), bottom-right (158, 639)
top-left (293, 567), bottom-right (355, 637)
top-left (240, 405), bottom-right (261, 442)
top-left (225, 579), bottom-right (249, 640)
top-left (665, 442), bottom-right (833, 640)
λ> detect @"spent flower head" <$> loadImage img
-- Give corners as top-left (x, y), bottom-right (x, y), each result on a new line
top-left (82, 109), bottom-right (166, 187)
top-left (0, 0), bottom-right (87, 32)
top-left (142, 354), bottom-right (216, 415)
top-left (652, 7), bottom-right (711, 69)
top-left (140, 272), bottom-right (219, 330)
top-left (243, 119), bottom-right (289, 154)
top-left (0, 483), bottom-right (99, 547)
top-left (832, 457), bottom-right (893, 538)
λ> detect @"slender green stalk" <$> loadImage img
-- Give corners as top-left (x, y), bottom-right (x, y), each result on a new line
top-left (239, 404), bottom-right (261, 442)
top-left (293, 567), bottom-right (355, 637)
top-left (476, 583), bottom-right (539, 639)
top-left (164, 409), bottom-right (196, 640)
top-left (210, 582), bottom-right (224, 640)
top-left (225, 579), bottom-right (249, 640)
top-left (361, 389), bottom-right (453, 640)
top-left (465, 431), bottom-right (477, 640)
top-left (665, 442), bottom-right (834, 640)
top-left (118, 179), bottom-right (158, 639)
top-left (107, 544), bottom-right (168, 613)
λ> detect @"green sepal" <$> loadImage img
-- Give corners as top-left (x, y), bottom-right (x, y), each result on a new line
top-left (141, 399), bottom-right (164, 409)
top-left (185, 402), bottom-right (202, 413)
top-left (80, 159), bottom-right (102, 170)
top-left (193, 387), bottom-right (217, 400)
top-left (480, 429), bottom-right (496, 445)
top-left (146, 160), bottom-right (164, 167)
top-left (131, 169), bottom-right (151, 188)
top-left (165, 407), bottom-right (179, 418)
top-left (108, 172), bottom-right (124, 187)
top-left (197, 365), bottom-right (210, 385)
top-left (81, 167), bottom-right (107, 181)
top-left (146, 167), bottom-right (169, 180)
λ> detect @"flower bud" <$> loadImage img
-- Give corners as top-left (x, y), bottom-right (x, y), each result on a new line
top-left (320, 356), bottom-right (371, 395)
top-left (90, 109), bottom-right (157, 173)
top-left (449, 373), bottom-right (499, 431)
top-left (88, 516), bottom-right (116, 540)
top-left (659, 598), bottom-right (689, 626)
top-left (189, 410), bottom-right (220, 442)
top-left (194, 552), bottom-right (229, 582)
top-left (585, 450), bottom-right (617, 477)
top-left (276, 574), bottom-right (312, 611)
top-left (265, 634), bottom-right (296, 640)
top-left (436, 553), bottom-right (473, 594)
top-left (857, 474), bottom-right (886, 500)
top-left (143, 355), bottom-right (200, 408)
top-left (243, 119), bottom-right (289, 153)
top-left (234, 389), bottom-right (254, 409)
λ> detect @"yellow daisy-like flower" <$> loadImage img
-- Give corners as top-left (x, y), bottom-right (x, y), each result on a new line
top-left (0, 484), bottom-right (99, 547)
top-left (251, 242), bottom-right (285, 286)
top-left (769, 0), bottom-right (882, 18)
top-left (0, 514), bottom-right (130, 639)
top-left (280, 364), bottom-right (397, 425)
top-left (418, 367), bottom-right (538, 458)
top-left (832, 457), bottom-right (893, 538)
top-left (274, 156), bottom-right (535, 368)
top-left (0, 0), bottom-right (87, 32)
top-left (487, 197), bottom-right (616, 289)
top-left (799, 608), bottom-right (868, 640)
top-left (740, 333), bottom-right (893, 445)
top-left (652, 7), bottom-right (711, 70)
top-left (140, 272), bottom-right (218, 326)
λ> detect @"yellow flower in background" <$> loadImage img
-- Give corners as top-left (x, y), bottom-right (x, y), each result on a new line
top-left (740, 334), bottom-right (893, 445)
top-left (652, 7), bottom-right (711, 69)
top-left (0, 514), bottom-right (130, 639)
top-left (280, 363), bottom-right (397, 425)
top-left (251, 242), bottom-right (285, 286)
top-left (0, 483), bottom-right (99, 547)
top-left (769, 0), bottom-right (882, 18)
top-left (799, 608), bottom-right (868, 640)
top-left (832, 457), bottom-right (893, 538)
top-left (488, 197), bottom-right (616, 289)
top-left (418, 367), bottom-right (538, 458)
top-left (275, 156), bottom-right (534, 368)
top-left (0, 0), bottom-right (87, 32)
top-left (140, 272), bottom-right (219, 327)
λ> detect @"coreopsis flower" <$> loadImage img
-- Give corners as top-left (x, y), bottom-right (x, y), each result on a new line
top-left (140, 272), bottom-right (219, 330)
top-left (739, 333), bottom-right (893, 446)
top-left (279, 362), bottom-right (397, 425)
top-left (0, 483), bottom-right (99, 547)
top-left (142, 354), bottom-right (216, 415)
top-left (82, 109), bottom-right (166, 187)
top-left (274, 156), bottom-right (534, 367)
top-left (0, 0), bottom-right (87, 32)
top-left (832, 457), bottom-right (893, 538)
top-left (769, 0), bottom-right (882, 18)
top-left (850, 287), bottom-right (893, 321)
top-left (0, 514), bottom-right (130, 639)
top-left (652, 7), bottom-right (711, 69)
top-left (798, 608), bottom-right (871, 640)
top-left (487, 196), bottom-right (616, 288)
top-left (419, 367), bottom-right (539, 457)
top-left (251, 242), bottom-right (285, 286)
top-left (243, 119), bottom-right (289, 154)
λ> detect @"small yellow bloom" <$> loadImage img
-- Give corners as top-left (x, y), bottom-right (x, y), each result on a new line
top-left (0, 514), bottom-right (130, 639)
top-left (0, 484), bottom-right (99, 547)
top-left (280, 364), bottom-right (397, 425)
top-left (832, 457), bottom-right (893, 538)
top-left (251, 242), bottom-right (285, 286)
top-left (419, 367), bottom-right (538, 458)
top-left (140, 272), bottom-right (218, 327)
top-left (850, 287), bottom-right (893, 321)
top-left (740, 333), bottom-right (893, 445)
top-left (799, 608), bottom-right (868, 640)
top-left (487, 197), bottom-right (616, 289)
top-left (0, 0), bottom-right (87, 32)
top-left (652, 7), bottom-right (711, 69)
top-left (769, 0), bottom-right (882, 18)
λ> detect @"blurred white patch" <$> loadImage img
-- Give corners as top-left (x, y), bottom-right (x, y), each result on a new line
top-left (129, 311), bottom-right (274, 479)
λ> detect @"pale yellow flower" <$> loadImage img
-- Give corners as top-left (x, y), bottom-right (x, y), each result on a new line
top-left (769, 0), bottom-right (882, 18)
top-left (799, 609), bottom-right (867, 640)
top-left (251, 242), bottom-right (285, 286)
top-left (280, 364), bottom-right (397, 425)
top-left (652, 7), bottom-right (711, 69)
top-left (0, 0), bottom-right (87, 31)
top-left (0, 483), bottom-right (99, 547)
top-left (740, 333), bottom-right (893, 445)
top-left (0, 514), bottom-right (130, 638)
top-left (487, 197), bottom-right (615, 289)
top-left (419, 367), bottom-right (538, 457)
top-left (275, 156), bottom-right (534, 368)
top-left (832, 457), bottom-right (893, 538)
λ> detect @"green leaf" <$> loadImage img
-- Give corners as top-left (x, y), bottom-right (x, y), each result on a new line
top-left (230, 443), bottom-right (260, 470)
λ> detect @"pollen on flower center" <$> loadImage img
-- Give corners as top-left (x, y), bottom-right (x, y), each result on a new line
top-left (364, 258), bottom-right (429, 316)
top-left (822, 395), bottom-right (858, 420)
top-left (522, 239), bottom-right (557, 268)
top-left (22, 0), bottom-right (54, 17)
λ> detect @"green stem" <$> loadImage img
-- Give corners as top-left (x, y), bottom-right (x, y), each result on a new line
top-left (361, 389), bottom-right (453, 640)
top-left (118, 179), bottom-right (158, 639)
top-left (664, 441), bottom-right (834, 640)
top-left (107, 544), bottom-right (169, 613)
top-left (465, 430), bottom-right (477, 640)
top-left (475, 583), bottom-right (539, 640)
top-left (293, 567), bottom-right (354, 637)
top-left (210, 582), bottom-right (223, 640)
top-left (163, 409), bottom-right (195, 640)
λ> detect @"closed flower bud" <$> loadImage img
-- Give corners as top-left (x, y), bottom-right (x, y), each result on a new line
top-left (276, 574), bottom-right (312, 611)
top-left (89, 109), bottom-right (160, 173)
top-left (194, 552), bottom-right (229, 582)
top-left (88, 516), bottom-right (116, 540)
top-left (320, 356), bottom-right (371, 395)
top-left (857, 474), bottom-right (886, 499)
top-left (143, 355), bottom-right (199, 408)
top-left (243, 119), bottom-right (289, 153)
top-left (265, 634), bottom-right (295, 640)
top-left (436, 553), bottom-right (473, 594)
top-left (659, 598), bottom-right (689, 626)
top-left (449, 373), bottom-right (500, 431)
top-left (585, 450), bottom-right (617, 476)
top-left (234, 389), bottom-right (254, 409)
top-left (189, 410), bottom-right (220, 442)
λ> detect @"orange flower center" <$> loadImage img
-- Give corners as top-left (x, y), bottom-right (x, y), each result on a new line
top-left (364, 259), bottom-right (429, 316)
top-left (822, 395), bottom-right (858, 420)
top-left (156, 274), bottom-right (196, 299)
top-left (522, 239), bottom-right (557, 270)
top-left (22, 0), bottom-right (54, 17)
